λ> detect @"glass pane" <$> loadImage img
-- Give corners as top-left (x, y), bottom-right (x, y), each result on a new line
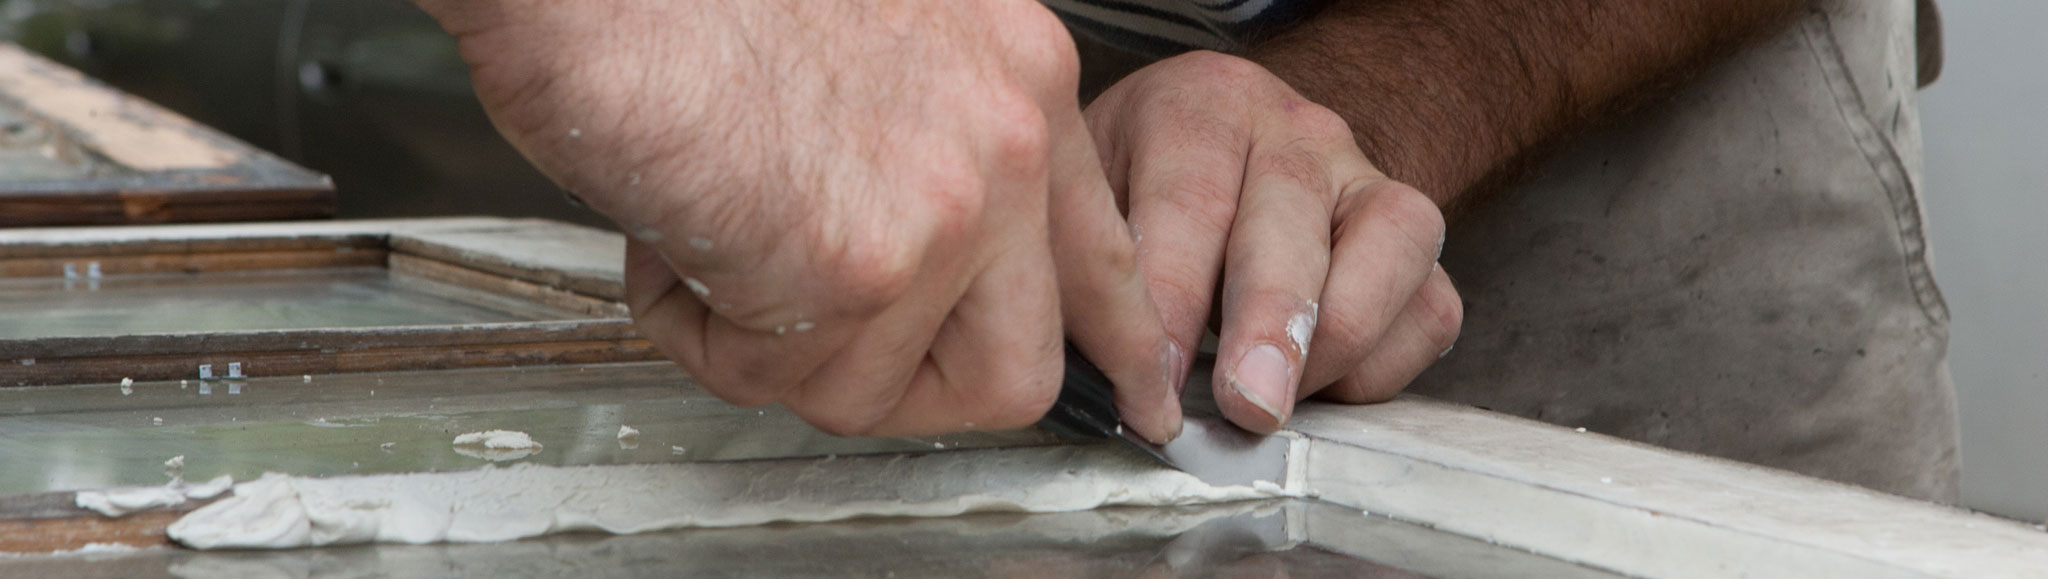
top-left (0, 501), bottom-right (1621, 578)
top-left (0, 363), bottom-right (1057, 495)
top-left (0, 267), bottom-right (588, 339)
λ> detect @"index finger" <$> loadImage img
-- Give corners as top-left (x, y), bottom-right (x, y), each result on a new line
top-left (1046, 108), bottom-right (1187, 444)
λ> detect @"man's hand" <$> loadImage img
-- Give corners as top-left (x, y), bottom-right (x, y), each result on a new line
top-left (415, 0), bottom-right (1185, 441)
top-left (1085, 51), bottom-right (1463, 433)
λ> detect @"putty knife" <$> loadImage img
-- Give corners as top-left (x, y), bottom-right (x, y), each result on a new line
top-left (1037, 343), bottom-right (1292, 488)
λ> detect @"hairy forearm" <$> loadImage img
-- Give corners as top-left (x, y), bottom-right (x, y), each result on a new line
top-left (1247, 0), bottom-right (1807, 212)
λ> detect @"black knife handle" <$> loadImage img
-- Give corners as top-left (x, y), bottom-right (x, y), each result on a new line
top-left (1037, 342), bottom-right (1122, 440)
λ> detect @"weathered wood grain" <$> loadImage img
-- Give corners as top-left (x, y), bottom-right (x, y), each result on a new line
top-left (0, 248), bottom-right (387, 277)
top-left (0, 490), bottom-right (222, 552)
top-left (390, 219), bottom-right (626, 300)
top-left (0, 43), bottom-right (335, 226)
top-left (389, 253), bottom-right (628, 318)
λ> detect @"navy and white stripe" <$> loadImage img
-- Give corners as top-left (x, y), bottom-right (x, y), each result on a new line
top-left (1042, 0), bottom-right (1327, 56)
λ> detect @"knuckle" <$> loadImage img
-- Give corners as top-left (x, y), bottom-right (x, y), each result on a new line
top-left (814, 224), bottom-right (924, 316)
top-left (1290, 103), bottom-right (1355, 143)
top-left (977, 362), bottom-right (1063, 429)
top-left (1418, 279), bottom-right (1466, 349)
top-left (916, 160), bottom-right (993, 240)
top-left (1384, 184), bottom-right (1447, 230)
top-left (1085, 229), bottom-right (1140, 277)
top-left (1311, 305), bottom-right (1375, 361)
top-left (1156, 166), bottom-right (1246, 223)
top-left (984, 91), bottom-right (1053, 180)
top-left (1008, 7), bottom-right (1082, 98)
top-left (1172, 51), bottom-right (1266, 90)
top-left (1364, 183), bottom-right (1448, 256)
top-left (1146, 263), bottom-right (1218, 329)
top-left (1259, 146), bottom-right (1337, 201)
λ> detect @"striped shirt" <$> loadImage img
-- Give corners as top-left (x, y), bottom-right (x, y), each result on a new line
top-left (1041, 0), bottom-right (1328, 56)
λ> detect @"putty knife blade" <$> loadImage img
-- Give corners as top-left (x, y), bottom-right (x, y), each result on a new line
top-left (1038, 343), bottom-right (1291, 488)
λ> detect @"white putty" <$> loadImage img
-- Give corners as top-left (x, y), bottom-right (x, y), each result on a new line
top-left (74, 475), bottom-right (234, 517)
top-left (152, 417), bottom-right (163, 426)
top-left (687, 236), bottom-right (714, 251)
top-left (683, 277), bottom-right (710, 297)
top-left (793, 321), bottom-right (816, 332)
top-left (184, 475), bottom-right (234, 500)
top-left (670, 446), bottom-right (688, 455)
top-left (453, 430), bottom-right (539, 449)
top-left (77, 487), bottom-right (183, 517)
top-left (164, 455), bottom-right (185, 472)
top-left (451, 430), bottom-right (542, 462)
top-left (1286, 303), bottom-right (1318, 357)
top-left (119, 377), bottom-right (133, 395)
top-left (617, 425), bottom-right (641, 450)
top-left (167, 445), bottom-right (1287, 550)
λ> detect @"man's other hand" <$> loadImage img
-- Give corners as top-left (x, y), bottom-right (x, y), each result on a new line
top-left (1086, 51), bottom-right (1463, 433)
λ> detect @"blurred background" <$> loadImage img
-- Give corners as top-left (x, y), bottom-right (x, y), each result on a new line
top-left (0, 0), bottom-right (2038, 520)
top-left (0, 0), bottom-right (607, 229)
top-left (1918, 0), bottom-right (2048, 523)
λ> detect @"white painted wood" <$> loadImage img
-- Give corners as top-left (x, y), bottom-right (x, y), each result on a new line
top-left (1287, 396), bottom-right (2048, 578)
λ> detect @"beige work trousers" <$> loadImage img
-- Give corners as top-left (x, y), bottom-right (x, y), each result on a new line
top-left (1410, 0), bottom-right (1958, 502)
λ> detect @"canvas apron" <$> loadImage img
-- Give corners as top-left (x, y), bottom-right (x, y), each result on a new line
top-left (1407, 0), bottom-right (1958, 502)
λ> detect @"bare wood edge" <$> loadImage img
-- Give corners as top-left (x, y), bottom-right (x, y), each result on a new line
top-left (0, 44), bottom-right (329, 184)
top-left (0, 231), bottom-right (386, 260)
top-left (387, 223), bottom-right (625, 301)
top-left (0, 489), bottom-right (227, 552)
top-left (0, 320), bottom-right (660, 384)
top-left (1286, 396), bottom-right (2048, 578)
top-left (0, 248), bottom-right (386, 277)
top-left (389, 253), bottom-right (628, 318)
top-left (0, 511), bottom-right (191, 553)
top-left (0, 319), bottom-right (640, 358)
top-left (1, 338), bottom-right (662, 386)
top-left (0, 197), bottom-right (336, 228)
